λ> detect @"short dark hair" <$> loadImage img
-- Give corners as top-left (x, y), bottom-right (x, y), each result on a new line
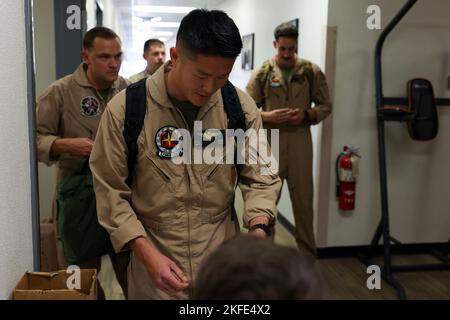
top-left (274, 22), bottom-right (299, 41)
top-left (143, 38), bottom-right (165, 54)
top-left (83, 26), bottom-right (120, 50)
top-left (194, 235), bottom-right (326, 300)
top-left (176, 9), bottom-right (242, 58)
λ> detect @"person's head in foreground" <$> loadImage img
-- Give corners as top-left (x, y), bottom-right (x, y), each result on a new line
top-left (194, 235), bottom-right (327, 299)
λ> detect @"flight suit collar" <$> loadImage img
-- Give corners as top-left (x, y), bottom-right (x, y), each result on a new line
top-left (73, 63), bottom-right (122, 91)
top-left (148, 61), bottom-right (220, 118)
top-left (270, 57), bottom-right (303, 91)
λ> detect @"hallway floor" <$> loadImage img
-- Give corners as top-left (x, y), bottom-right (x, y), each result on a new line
top-left (98, 221), bottom-right (450, 300)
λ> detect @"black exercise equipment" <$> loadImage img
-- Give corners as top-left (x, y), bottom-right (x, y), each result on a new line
top-left (407, 78), bottom-right (439, 140)
top-left (358, 0), bottom-right (450, 300)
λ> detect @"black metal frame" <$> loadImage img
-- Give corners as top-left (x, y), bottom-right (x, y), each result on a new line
top-left (358, 0), bottom-right (450, 300)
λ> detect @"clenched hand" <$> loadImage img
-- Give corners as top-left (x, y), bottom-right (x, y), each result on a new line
top-left (130, 237), bottom-right (189, 294)
top-left (50, 138), bottom-right (94, 158)
top-left (261, 108), bottom-right (299, 124)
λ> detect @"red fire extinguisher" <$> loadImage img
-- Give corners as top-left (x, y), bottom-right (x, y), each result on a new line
top-left (336, 146), bottom-right (360, 211)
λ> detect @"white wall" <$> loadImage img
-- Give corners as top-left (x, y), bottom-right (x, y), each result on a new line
top-left (86, 0), bottom-right (97, 31)
top-left (209, 0), bottom-right (329, 232)
top-left (0, 0), bottom-right (34, 299)
top-left (327, 0), bottom-right (450, 246)
top-left (102, 0), bottom-right (121, 35)
top-left (34, 0), bottom-right (55, 95)
top-left (101, 0), bottom-right (130, 76)
top-left (34, 0), bottom-right (57, 220)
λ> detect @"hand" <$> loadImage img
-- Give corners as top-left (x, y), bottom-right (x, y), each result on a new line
top-left (67, 138), bottom-right (94, 157)
top-left (130, 237), bottom-right (189, 294)
top-left (51, 138), bottom-right (94, 158)
top-left (287, 108), bottom-right (305, 126)
top-left (248, 227), bottom-right (267, 238)
top-left (261, 108), bottom-right (296, 124)
top-left (248, 216), bottom-right (270, 239)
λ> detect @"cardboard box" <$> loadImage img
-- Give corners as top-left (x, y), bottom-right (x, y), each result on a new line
top-left (40, 221), bottom-right (59, 272)
top-left (13, 269), bottom-right (97, 300)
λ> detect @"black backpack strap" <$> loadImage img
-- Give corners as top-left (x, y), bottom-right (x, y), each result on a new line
top-left (221, 81), bottom-right (247, 222)
top-left (221, 80), bottom-right (246, 131)
top-left (124, 78), bottom-right (147, 186)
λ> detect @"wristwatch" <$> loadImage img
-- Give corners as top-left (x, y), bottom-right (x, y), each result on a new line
top-left (249, 224), bottom-right (272, 237)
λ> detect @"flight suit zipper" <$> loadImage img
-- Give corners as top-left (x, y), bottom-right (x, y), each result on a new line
top-left (285, 78), bottom-right (289, 103)
top-left (186, 169), bottom-right (194, 298)
top-left (286, 70), bottom-right (294, 103)
top-left (174, 105), bottom-right (194, 297)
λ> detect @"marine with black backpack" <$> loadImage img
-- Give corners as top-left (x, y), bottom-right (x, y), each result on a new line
top-left (89, 9), bottom-right (281, 300)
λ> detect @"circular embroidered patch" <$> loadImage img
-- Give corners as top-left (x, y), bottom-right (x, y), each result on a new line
top-left (80, 96), bottom-right (101, 117)
top-left (155, 126), bottom-right (183, 159)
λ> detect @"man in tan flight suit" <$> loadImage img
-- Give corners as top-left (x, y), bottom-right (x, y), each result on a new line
top-left (90, 9), bottom-right (281, 300)
top-left (246, 23), bottom-right (332, 257)
top-left (129, 38), bottom-right (166, 83)
top-left (36, 27), bottom-right (129, 299)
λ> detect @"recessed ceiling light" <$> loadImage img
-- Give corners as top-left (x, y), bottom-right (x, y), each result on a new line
top-left (144, 31), bottom-right (174, 37)
top-left (133, 16), bottom-right (180, 28)
top-left (133, 5), bottom-right (196, 14)
top-left (146, 21), bottom-right (180, 28)
top-left (150, 16), bottom-right (162, 23)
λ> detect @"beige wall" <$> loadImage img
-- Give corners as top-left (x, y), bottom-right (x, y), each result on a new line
top-left (326, 0), bottom-right (450, 246)
top-left (33, 0), bottom-right (57, 220)
top-left (34, 0), bottom-right (55, 95)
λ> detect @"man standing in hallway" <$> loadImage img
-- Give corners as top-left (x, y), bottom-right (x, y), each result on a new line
top-left (246, 22), bottom-right (332, 257)
top-left (129, 38), bottom-right (166, 83)
top-left (36, 26), bottom-right (129, 299)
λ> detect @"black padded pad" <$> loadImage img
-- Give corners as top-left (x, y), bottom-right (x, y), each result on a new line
top-left (407, 78), bottom-right (438, 140)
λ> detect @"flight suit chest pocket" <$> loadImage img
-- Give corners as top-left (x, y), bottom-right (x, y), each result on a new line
top-left (291, 75), bottom-right (310, 101)
top-left (201, 164), bottom-right (235, 219)
top-left (268, 86), bottom-right (285, 108)
top-left (146, 155), bottom-right (172, 185)
top-left (62, 108), bottom-right (96, 139)
top-left (128, 146), bottom-right (179, 224)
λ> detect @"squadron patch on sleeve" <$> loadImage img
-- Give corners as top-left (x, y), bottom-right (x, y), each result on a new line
top-left (80, 96), bottom-right (101, 117)
top-left (155, 126), bottom-right (184, 159)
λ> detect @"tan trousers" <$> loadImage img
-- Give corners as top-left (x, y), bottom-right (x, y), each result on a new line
top-left (276, 128), bottom-right (316, 257)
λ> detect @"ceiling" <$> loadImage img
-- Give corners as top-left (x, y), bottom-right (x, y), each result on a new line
top-left (109, 0), bottom-right (224, 76)
top-left (112, 0), bottom-right (219, 50)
